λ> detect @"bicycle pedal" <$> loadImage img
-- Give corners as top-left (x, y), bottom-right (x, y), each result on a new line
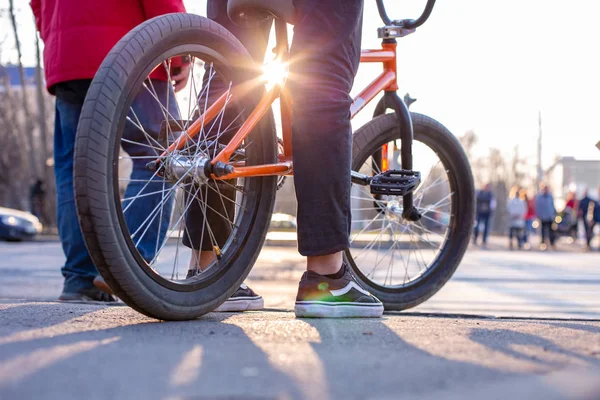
top-left (370, 169), bottom-right (421, 196)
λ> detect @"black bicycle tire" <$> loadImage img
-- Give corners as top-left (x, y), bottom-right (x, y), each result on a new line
top-left (347, 112), bottom-right (475, 310)
top-left (74, 13), bottom-right (277, 320)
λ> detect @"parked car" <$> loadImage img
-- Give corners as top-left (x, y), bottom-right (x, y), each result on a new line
top-left (0, 207), bottom-right (43, 241)
top-left (269, 213), bottom-right (297, 231)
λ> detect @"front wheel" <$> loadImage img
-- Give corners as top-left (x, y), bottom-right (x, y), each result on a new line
top-left (74, 14), bottom-right (277, 320)
top-left (347, 112), bottom-right (475, 310)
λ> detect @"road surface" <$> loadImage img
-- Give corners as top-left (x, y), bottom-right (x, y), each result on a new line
top-left (1, 240), bottom-right (599, 399)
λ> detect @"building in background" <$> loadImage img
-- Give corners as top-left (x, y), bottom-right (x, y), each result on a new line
top-left (545, 156), bottom-right (600, 200)
top-left (0, 65), bottom-right (37, 92)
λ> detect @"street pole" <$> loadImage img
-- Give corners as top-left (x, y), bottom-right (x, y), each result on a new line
top-left (536, 110), bottom-right (542, 193)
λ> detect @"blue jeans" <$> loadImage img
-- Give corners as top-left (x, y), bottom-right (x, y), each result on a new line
top-left (523, 219), bottom-right (534, 243)
top-left (54, 80), bottom-right (177, 294)
top-left (509, 227), bottom-right (523, 248)
top-left (473, 213), bottom-right (491, 244)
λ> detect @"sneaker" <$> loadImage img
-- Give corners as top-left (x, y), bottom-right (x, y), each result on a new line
top-left (213, 283), bottom-right (264, 312)
top-left (294, 264), bottom-right (384, 318)
top-left (186, 269), bottom-right (264, 312)
top-left (58, 288), bottom-right (117, 303)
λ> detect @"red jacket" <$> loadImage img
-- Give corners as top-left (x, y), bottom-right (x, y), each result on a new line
top-left (525, 198), bottom-right (535, 220)
top-left (30, 0), bottom-right (186, 92)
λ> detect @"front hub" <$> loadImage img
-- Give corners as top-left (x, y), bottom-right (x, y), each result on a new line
top-left (163, 154), bottom-right (211, 185)
top-left (385, 200), bottom-right (404, 221)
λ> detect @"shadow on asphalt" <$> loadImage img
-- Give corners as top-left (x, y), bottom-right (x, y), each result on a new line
top-left (2, 306), bottom-right (600, 399)
top-left (300, 317), bottom-right (516, 398)
top-left (539, 322), bottom-right (600, 335)
top-left (0, 311), bottom-right (304, 399)
top-left (469, 328), bottom-right (600, 369)
top-left (0, 301), bottom-right (101, 337)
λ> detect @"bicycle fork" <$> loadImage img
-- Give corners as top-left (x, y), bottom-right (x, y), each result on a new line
top-left (350, 90), bottom-right (422, 222)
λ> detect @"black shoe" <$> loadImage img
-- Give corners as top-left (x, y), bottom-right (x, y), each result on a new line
top-left (295, 264), bottom-right (383, 318)
top-left (214, 283), bottom-right (264, 312)
top-left (186, 269), bottom-right (198, 279)
top-left (58, 288), bottom-right (118, 303)
top-left (187, 269), bottom-right (263, 312)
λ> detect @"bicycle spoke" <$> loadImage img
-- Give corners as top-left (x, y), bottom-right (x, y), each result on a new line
top-left (180, 184), bottom-right (240, 232)
top-left (128, 105), bottom-right (167, 152)
top-left (110, 49), bottom-right (266, 287)
top-left (144, 79), bottom-right (182, 131)
top-left (127, 180), bottom-right (186, 240)
top-left (204, 181), bottom-right (247, 213)
top-left (349, 137), bottom-right (457, 288)
top-left (132, 182), bottom-right (183, 247)
top-left (121, 136), bottom-right (164, 153)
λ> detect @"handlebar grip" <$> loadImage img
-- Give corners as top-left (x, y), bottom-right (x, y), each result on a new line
top-left (376, 0), bottom-right (391, 25)
top-left (376, 0), bottom-right (437, 29)
top-left (402, 0), bottom-right (436, 29)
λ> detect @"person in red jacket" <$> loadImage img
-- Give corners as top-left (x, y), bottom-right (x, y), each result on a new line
top-left (31, 0), bottom-right (188, 302)
top-left (522, 191), bottom-right (536, 248)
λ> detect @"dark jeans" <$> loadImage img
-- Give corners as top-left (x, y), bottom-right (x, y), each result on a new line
top-left (54, 80), bottom-right (177, 294)
top-left (185, 0), bottom-right (364, 256)
top-left (473, 213), bottom-right (491, 244)
top-left (582, 218), bottom-right (590, 246)
top-left (540, 219), bottom-right (555, 246)
top-left (587, 221), bottom-right (598, 247)
top-left (509, 227), bottom-right (523, 248)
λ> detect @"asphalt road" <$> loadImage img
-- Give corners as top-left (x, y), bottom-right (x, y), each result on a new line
top-left (1, 240), bottom-right (599, 399)
top-left (2, 239), bottom-right (599, 319)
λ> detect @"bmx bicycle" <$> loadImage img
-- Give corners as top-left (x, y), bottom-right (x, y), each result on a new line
top-left (74, 0), bottom-right (474, 320)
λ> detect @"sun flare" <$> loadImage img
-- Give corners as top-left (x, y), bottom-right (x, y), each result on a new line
top-left (261, 60), bottom-right (289, 87)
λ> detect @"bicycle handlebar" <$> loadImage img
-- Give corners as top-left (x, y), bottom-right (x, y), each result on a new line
top-left (375, 0), bottom-right (437, 29)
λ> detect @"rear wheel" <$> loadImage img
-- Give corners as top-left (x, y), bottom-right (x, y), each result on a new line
top-left (347, 112), bottom-right (474, 310)
top-left (74, 14), bottom-right (277, 320)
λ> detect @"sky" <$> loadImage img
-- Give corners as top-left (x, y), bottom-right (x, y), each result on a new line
top-left (2, 0), bottom-right (600, 169)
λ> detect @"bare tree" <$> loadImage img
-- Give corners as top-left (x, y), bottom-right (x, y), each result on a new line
top-left (9, 0), bottom-right (40, 179)
top-left (34, 26), bottom-right (57, 227)
top-left (459, 129), bottom-right (478, 160)
top-left (35, 30), bottom-right (49, 169)
top-left (1, 7), bottom-right (55, 223)
top-left (0, 71), bottom-right (30, 210)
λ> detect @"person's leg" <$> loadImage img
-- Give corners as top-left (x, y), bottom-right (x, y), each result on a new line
top-left (290, 0), bottom-right (363, 270)
top-left (583, 219), bottom-right (592, 247)
top-left (120, 80), bottom-right (179, 263)
top-left (173, 0), bottom-right (271, 311)
top-left (473, 215), bottom-right (481, 244)
top-left (289, 0), bottom-right (381, 317)
top-left (482, 214), bottom-right (490, 245)
top-left (517, 227), bottom-right (524, 248)
top-left (183, 181), bottom-right (236, 268)
top-left (54, 99), bottom-right (114, 301)
top-left (184, 0), bottom-right (273, 269)
top-left (539, 221), bottom-right (546, 245)
top-left (508, 227), bottom-right (514, 249)
top-left (549, 220), bottom-right (556, 246)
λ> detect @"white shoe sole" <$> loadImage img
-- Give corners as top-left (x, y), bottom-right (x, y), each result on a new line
top-left (213, 297), bottom-right (264, 312)
top-left (294, 302), bottom-right (384, 318)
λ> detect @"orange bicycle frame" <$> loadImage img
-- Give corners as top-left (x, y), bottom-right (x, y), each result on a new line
top-left (158, 19), bottom-right (398, 180)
